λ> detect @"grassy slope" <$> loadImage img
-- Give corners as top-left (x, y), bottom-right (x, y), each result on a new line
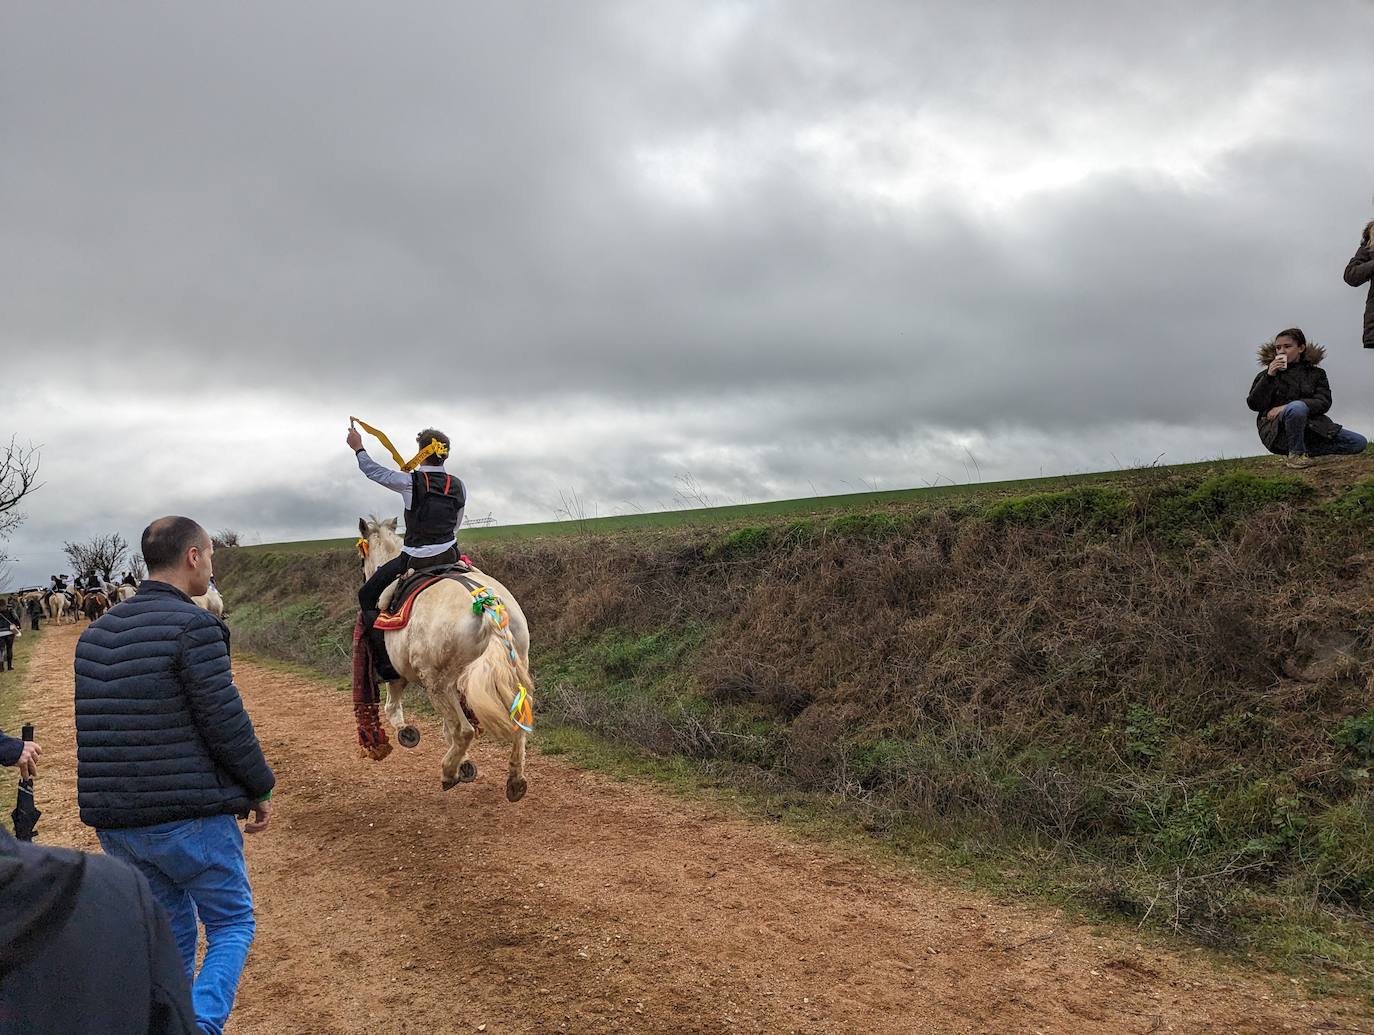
top-left (218, 452), bottom-right (1374, 997)
top-left (244, 454), bottom-right (1267, 554)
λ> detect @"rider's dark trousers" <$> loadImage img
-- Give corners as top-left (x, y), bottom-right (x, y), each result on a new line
top-left (357, 547), bottom-right (459, 618)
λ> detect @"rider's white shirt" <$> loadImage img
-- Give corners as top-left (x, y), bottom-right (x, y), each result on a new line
top-left (355, 450), bottom-right (459, 558)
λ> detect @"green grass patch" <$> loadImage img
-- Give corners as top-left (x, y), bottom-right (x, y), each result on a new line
top-left (1150, 472), bottom-right (1312, 541)
top-left (1327, 477), bottom-right (1374, 521)
top-left (985, 486), bottom-right (1134, 531)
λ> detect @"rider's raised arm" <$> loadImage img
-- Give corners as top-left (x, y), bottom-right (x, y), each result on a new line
top-left (356, 449), bottom-right (413, 498)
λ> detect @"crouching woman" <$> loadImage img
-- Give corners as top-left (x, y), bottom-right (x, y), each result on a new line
top-left (1246, 327), bottom-right (1368, 468)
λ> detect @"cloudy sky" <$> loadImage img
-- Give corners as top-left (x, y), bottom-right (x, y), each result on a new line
top-left (3, 1), bottom-right (1373, 585)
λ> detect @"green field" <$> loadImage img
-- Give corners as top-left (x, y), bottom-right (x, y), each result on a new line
top-left (246, 452), bottom-right (1273, 553)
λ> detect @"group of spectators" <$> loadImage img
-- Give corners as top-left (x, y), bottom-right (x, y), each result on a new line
top-left (1, 516), bottom-right (273, 1035)
top-left (1247, 221), bottom-right (1374, 465)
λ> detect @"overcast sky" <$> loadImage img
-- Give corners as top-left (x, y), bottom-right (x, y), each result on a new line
top-left (4, 1), bottom-right (1374, 586)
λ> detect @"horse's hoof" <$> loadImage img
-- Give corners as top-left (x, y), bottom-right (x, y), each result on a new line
top-left (459, 760), bottom-right (478, 783)
top-left (505, 776), bottom-right (527, 803)
top-left (441, 777), bottom-right (459, 791)
top-left (398, 725), bottom-right (421, 748)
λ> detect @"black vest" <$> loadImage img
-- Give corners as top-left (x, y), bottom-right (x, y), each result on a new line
top-left (403, 468), bottom-right (465, 549)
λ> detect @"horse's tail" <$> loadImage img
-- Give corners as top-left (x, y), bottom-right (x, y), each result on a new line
top-left (462, 637), bottom-right (535, 745)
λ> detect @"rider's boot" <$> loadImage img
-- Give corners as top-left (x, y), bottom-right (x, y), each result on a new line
top-left (361, 608), bottom-right (401, 682)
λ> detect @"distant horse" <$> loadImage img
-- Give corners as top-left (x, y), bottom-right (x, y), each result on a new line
top-left (112, 585), bottom-right (136, 604)
top-left (82, 591), bottom-right (110, 621)
top-left (358, 516), bottom-right (533, 801)
top-left (43, 591), bottom-right (69, 624)
top-left (190, 586), bottom-right (223, 616)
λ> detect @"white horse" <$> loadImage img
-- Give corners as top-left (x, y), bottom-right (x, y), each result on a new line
top-left (44, 591), bottom-right (69, 623)
top-left (359, 516), bottom-right (533, 801)
top-left (112, 584), bottom-right (136, 604)
top-left (191, 586), bottom-right (224, 616)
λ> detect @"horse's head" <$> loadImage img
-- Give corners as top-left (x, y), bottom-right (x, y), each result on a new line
top-left (357, 516), bottom-right (402, 579)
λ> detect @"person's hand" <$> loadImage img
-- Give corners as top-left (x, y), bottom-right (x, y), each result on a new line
top-left (244, 797), bottom-right (273, 833)
top-left (1265, 405), bottom-right (1285, 422)
top-left (16, 741), bottom-right (40, 779)
top-left (346, 427), bottom-right (363, 452)
top-left (1267, 356), bottom-right (1287, 376)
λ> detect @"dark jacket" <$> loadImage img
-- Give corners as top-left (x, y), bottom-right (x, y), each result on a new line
top-left (1246, 341), bottom-right (1341, 454)
top-left (0, 828), bottom-right (196, 1034)
top-left (0, 729), bottom-right (21, 769)
top-left (74, 581), bottom-right (274, 830)
top-left (1343, 222), bottom-right (1374, 349)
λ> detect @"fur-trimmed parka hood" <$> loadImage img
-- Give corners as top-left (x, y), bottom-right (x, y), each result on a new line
top-left (1257, 340), bottom-right (1325, 366)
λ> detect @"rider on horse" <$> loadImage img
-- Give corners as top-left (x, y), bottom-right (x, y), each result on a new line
top-left (347, 426), bottom-right (467, 636)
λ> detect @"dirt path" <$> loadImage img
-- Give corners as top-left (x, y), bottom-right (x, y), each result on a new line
top-left (19, 623), bottom-right (1372, 1034)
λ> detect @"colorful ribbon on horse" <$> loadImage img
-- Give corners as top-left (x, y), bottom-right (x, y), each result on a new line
top-left (350, 416), bottom-right (449, 472)
top-left (466, 585), bottom-right (534, 734)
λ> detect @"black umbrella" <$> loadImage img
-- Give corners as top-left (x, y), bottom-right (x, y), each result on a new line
top-left (10, 723), bottom-right (40, 842)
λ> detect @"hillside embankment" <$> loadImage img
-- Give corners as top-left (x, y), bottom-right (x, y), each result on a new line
top-left (217, 457), bottom-right (1374, 992)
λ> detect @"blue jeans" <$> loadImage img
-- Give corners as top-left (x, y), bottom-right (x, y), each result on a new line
top-left (97, 815), bottom-right (256, 1035)
top-left (1278, 400), bottom-right (1368, 456)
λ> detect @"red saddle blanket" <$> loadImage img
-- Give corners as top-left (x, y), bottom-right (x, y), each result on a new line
top-left (374, 560), bottom-right (476, 632)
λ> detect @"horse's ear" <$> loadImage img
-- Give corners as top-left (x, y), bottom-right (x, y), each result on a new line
top-left (358, 517), bottom-right (369, 537)
top-left (385, 517), bottom-right (399, 531)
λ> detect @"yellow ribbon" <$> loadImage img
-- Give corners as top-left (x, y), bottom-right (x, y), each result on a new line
top-left (350, 416), bottom-right (449, 472)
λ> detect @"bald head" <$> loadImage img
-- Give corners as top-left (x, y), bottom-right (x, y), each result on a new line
top-left (141, 516), bottom-right (210, 576)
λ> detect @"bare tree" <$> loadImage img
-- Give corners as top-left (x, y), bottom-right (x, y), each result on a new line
top-left (211, 528), bottom-right (241, 548)
top-left (63, 533), bottom-right (130, 581)
top-left (0, 436), bottom-right (41, 539)
top-left (128, 554), bottom-right (147, 581)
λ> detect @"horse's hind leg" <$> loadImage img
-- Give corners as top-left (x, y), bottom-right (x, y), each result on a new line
top-left (506, 732), bottom-right (527, 803)
top-left (434, 694), bottom-right (477, 791)
top-left (383, 678), bottom-right (421, 748)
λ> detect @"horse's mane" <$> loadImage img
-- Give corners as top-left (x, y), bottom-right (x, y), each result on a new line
top-left (364, 516), bottom-right (405, 564)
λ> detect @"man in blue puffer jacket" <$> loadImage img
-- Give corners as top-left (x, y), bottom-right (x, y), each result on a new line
top-left (75, 515), bottom-right (275, 1035)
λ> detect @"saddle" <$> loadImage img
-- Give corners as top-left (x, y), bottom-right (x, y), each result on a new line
top-left (367, 557), bottom-right (475, 679)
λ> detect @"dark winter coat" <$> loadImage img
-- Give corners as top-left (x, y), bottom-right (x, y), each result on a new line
top-left (0, 828), bottom-right (196, 1034)
top-left (1246, 341), bottom-right (1342, 454)
top-left (1343, 222), bottom-right (1374, 349)
top-left (74, 581), bottom-right (274, 830)
top-left (0, 729), bottom-right (21, 768)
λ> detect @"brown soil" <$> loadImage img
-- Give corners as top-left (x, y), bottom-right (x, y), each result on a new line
top-left (19, 623), bottom-right (1372, 1034)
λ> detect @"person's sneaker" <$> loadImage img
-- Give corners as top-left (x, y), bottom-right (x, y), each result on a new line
top-left (1286, 453), bottom-right (1315, 469)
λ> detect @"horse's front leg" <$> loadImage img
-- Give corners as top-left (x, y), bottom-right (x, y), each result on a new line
top-left (506, 732), bottom-right (528, 803)
top-left (383, 678), bottom-right (422, 748)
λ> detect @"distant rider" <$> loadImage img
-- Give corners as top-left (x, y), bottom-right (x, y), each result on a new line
top-left (346, 426), bottom-right (467, 631)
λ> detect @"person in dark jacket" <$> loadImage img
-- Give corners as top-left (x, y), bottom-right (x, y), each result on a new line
top-left (24, 595), bottom-right (41, 631)
top-left (1343, 220), bottom-right (1374, 350)
top-left (75, 515), bottom-right (275, 1035)
top-left (0, 826), bottom-right (197, 1035)
top-left (1246, 327), bottom-right (1368, 468)
top-left (0, 603), bottom-right (18, 670)
top-left (0, 725), bottom-right (39, 777)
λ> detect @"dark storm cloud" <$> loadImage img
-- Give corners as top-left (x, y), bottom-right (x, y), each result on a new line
top-left (3, 1), bottom-right (1374, 582)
